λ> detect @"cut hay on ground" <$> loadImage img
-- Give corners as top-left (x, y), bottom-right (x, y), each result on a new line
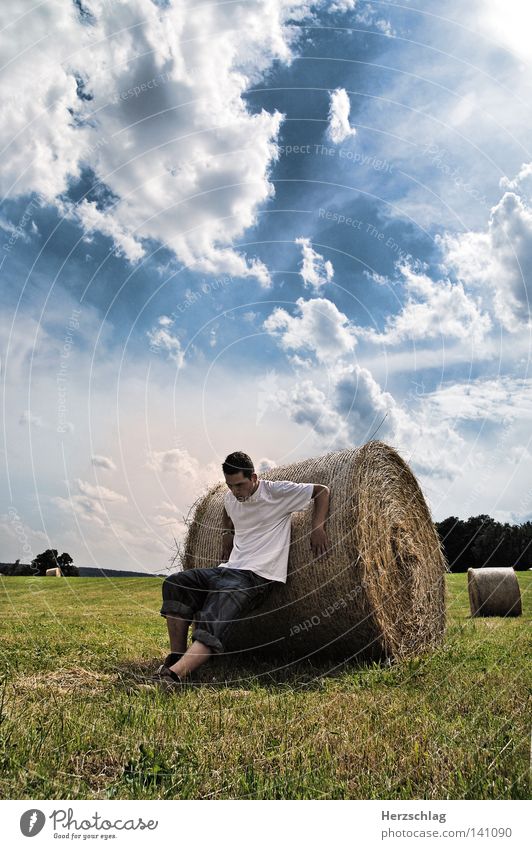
top-left (182, 441), bottom-right (447, 662)
top-left (467, 567), bottom-right (522, 617)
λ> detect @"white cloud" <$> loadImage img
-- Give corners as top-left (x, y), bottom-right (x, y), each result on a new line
top-left (365, 260), bottom-right (491, 345)
top-left (263, 296), bottom-right (357, 362)
top-left (75, 479), bottom-right (128, 503)
top-left (0, 0), bottom-right (350, 284)
top-left (53, 494), bottom-right (107, 527)
top-left (439, 187), bottom-right (532, 329)
top-left (19, 410), bottom-right (45, 428)
top-left (270, 359), bottom-right (463, 477)
top-left (329, 0), bottom-right (358, 11)
top-left (327, 87), bottom-right (357, 144)
top-left (146, 446), bottom-right (199, 477)
top-left (282, 380), bottom-right (348, 442)
top-left (257, 457), bottom-right (278, 472)
top-left (354, 3), bottom-right (394, 37)
top-left (333, 364), bottom-right (463, 477)
top-left (155, 500), bottom-right (180, 515)
top-left (424, 377), bottom-right (532, 423)
top-left (91, 454), bottom-right (117, 471)
top-left (295, 236), bottom-right (334, 290)
top-left (147, 317), bottom-right (184, 367)
top-left (478, 0), bottom-right (532, 66)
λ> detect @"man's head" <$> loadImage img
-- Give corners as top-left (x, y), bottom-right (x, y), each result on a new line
top-left (222, 451), bottom-right (258, 501)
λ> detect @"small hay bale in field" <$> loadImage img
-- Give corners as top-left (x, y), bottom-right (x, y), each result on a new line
top-left (45, 567), bottom-right (62, 577)
top-left (467, 567), bottom-right (522, 617)
top-left (182, 441), bottom-right (446, 662)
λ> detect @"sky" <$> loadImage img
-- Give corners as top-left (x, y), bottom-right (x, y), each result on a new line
top-left (1, 0), bottom-right (532, 573)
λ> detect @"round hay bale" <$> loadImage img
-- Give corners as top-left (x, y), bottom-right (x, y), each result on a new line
top-left (467, 567), bottom-right (522, 617)
top-left (183, 441), bottom-right (446, 661)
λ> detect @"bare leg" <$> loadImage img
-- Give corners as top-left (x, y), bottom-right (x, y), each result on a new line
top-left (166, 615), bottom-right (191, 654)
top-left (169, 640), bottom-right (212, 678)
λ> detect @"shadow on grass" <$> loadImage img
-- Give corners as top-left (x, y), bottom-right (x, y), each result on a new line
top-left (113, 648), bottom-right (389, 694)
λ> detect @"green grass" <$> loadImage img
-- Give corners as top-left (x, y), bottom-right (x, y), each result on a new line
top-left (0, 572), bottom-right (530, 799)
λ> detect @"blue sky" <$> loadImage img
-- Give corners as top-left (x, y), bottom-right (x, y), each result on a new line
top-left (1, 0), bottom-right (532, 572)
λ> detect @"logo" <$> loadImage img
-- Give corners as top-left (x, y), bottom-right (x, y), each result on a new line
top-left (20, 809), bottom-right (46, 837)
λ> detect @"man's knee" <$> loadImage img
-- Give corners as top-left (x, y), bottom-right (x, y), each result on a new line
top-left (163, 573), bottom-right (184, 591)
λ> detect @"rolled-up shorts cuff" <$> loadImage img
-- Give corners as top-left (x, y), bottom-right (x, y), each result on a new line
top-left (160, 599), bottom-right (195, 619)
top-left (192, 627), bottom-right (224, 654)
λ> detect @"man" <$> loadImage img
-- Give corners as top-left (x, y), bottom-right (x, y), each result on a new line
top-left (158, 450), bottom-right (330, 685)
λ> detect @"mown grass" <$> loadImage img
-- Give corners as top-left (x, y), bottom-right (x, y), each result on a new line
top-left (0, 573), bottom-right (530, 799)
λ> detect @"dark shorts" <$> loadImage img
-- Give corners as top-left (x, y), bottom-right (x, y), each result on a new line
top-left (160, 566), bottom-right (277, 654)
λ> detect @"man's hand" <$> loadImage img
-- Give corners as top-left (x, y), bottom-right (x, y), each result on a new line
top-left (310, 527), bottom-right (329, 559)
top-left (221, 534), bottom-right (234, 562)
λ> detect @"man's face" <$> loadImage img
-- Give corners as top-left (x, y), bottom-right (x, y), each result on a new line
top-left (224, 471), bottom-right (258, 501)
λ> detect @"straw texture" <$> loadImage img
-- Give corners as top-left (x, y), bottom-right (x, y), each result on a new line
top-left (182, 441), bottom-right (447, 661)
top-left (467, 567), bottom-right (522, 617)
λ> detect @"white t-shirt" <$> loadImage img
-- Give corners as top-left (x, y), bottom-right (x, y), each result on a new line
top-left (222, 479), bottom-right (314, 583)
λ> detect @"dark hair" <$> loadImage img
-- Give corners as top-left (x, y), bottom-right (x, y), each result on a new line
top-left (222, 451), bottom-right (255, 479)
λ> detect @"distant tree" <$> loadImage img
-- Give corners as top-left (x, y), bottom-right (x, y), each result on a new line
top-left (436, 516), bottom-right (532, 571)
top-left (57, 552), bottom-right (78, 576)
top-left (31, 549), bottom-right (79, 576)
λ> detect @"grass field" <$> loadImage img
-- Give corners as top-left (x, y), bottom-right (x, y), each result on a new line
top-left (0, 572), bottom-right (530, 799)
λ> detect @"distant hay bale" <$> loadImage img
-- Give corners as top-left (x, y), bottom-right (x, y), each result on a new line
top-left (182, 441), bottom-right (446, 662)
top-left (467, 567), bottom-right (522, 617)
top-left (45, 567), bottom-right (62, 577)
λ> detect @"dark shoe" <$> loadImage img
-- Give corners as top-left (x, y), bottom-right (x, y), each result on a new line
top-left (157, 665), bottom-right (186, 690)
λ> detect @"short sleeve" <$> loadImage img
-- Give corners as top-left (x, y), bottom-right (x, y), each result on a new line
top-left (270, 480), bottom-right (314, 513)
top-left (223, 490), bottom-right (233, 519)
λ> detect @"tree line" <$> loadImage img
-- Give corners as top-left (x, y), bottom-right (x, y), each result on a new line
top-left (0, 549), bottom-right (79, 576)
top-left (435, 515), bottom-right (532, 572)
top-left (1, 518), bottom-right (531, 577)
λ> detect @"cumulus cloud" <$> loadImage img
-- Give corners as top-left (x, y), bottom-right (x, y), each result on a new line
top-left (263, 296), bottom-right (357, 362)
top-left (91, 454), bottom-right (117, 471)
top-left (19, 410), bottom-right (44, 428)
top-left (438, 178), bottom-right (532, 329)
top-left (146, 446), bottom-right (199, 477)
top-left (327, 88), bottom-right (357, 144)
top-left (364, 261), bottom-right (491, 345)
top-left (334, 364), bottom-right (463, 476)
top-left (270, 360), bottom-right (463, 477)
top-left (0, 0), bottom-right (351, 284)
top-left (257, 457), bottom-right (278, 472)
top-left (282, 380), bottom-right (347, 442)
top-left (295, 236), bottom-right (334, 290)
top-left (155, 500), bottom-right (180, 515)
top-left (329, 0), bottom-right (358, 11)
top-left (147, 317), bottom-right (184, 368)
top-left (263, 292), bottom-right (465, 476)
top-left (75, 479), bottom-right (128, 503)
top-left (53, 494), bottom-right (108, 527)
top-left (424, 377), bottom-right (532, 423)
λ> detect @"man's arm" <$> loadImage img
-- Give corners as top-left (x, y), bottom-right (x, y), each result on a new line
top-left (221, 505), bottom-right (234, 562)
top-left (310, 484), bottom-right (330, 559)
